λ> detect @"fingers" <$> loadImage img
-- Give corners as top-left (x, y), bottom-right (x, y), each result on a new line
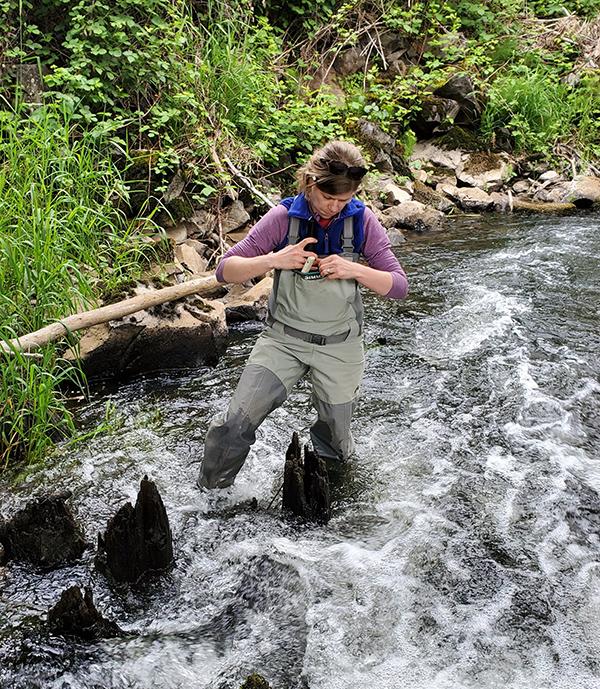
top-left (297, 237), bottom-right (318, 248)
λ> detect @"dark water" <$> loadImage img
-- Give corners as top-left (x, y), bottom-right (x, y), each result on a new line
top-left (1, 213), bottom-right (600, 689)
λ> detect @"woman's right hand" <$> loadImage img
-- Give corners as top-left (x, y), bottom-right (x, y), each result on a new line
top-left (270, 237), bottom-right (318, 271)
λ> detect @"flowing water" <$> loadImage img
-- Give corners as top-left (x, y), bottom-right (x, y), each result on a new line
top-left (1, 212), bottom-right (600, 689)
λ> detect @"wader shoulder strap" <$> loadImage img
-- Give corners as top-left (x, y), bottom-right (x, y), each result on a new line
top-left (289, 217), bottom-right (301, 245)
top-left (342, 216), bottom-right (353, 252)
top-left (342, 216), bottom-right (359, 262)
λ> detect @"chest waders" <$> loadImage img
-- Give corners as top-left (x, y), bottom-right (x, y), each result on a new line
top-left (198, 212), bottom-right (365, 490)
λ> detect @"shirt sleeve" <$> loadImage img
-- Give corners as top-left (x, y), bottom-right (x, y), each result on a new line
top-left (215, 204), bottom-right (289, 282)
top-left (361, 206), bottom-right (409, 300)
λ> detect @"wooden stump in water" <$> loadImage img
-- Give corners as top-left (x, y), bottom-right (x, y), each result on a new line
top-left (0, 492), bottom-right (86, 569)
top-left (96, 475), bottom-right (174, 583)
top-left (282, 433), bottom-right (331, 524)
top-left (47, 586), bottom-right (125, 639)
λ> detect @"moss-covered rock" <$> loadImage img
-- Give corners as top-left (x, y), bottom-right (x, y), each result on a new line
top-left (240, 673), bottom-right (271, 689)
top-left (434, 127), bottom-right (487, 152)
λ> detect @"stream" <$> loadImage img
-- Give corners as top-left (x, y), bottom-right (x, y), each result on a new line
top-left (1, 212), bottom-right (600, 689)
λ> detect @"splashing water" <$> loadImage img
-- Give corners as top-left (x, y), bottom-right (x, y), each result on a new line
top-left (1, 213), bottom-right (600, 689)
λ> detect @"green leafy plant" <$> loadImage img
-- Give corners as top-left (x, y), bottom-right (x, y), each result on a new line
top-left (0, 101), bottom-right (157, 470)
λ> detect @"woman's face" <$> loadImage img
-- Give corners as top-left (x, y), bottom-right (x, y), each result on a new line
top-left (307, 185), bottom-right (354, 219)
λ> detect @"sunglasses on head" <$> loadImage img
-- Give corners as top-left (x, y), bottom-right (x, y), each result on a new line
top-left (320, 158), bottom-right (368, 180)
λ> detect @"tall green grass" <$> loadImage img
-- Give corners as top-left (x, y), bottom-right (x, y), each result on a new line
top-left (0, 102), bottom-right (156, 471)
top-left (480, 65), bottom-right (600, 159)
top-left (480, 66), bottom-right (568, 154)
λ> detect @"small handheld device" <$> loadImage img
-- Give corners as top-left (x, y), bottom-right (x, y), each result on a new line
top-left (301, 256), bottom-right (316, 273)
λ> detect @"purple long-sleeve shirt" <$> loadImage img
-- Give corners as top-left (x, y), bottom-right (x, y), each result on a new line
top-left (216, 202), bottom-right (409, 299)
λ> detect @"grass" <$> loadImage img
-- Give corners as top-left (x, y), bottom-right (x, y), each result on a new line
top-left (480, 63), bottom-right (600, 160)
top-left (0, 101), bottom-right (157, 472)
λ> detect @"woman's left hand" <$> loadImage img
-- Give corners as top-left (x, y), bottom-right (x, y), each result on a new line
top-left (319, 255), bottom-right (358, 281)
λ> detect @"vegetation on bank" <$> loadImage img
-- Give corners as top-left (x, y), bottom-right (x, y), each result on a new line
top-left (1, 0), bottom-right (599, 471)
top-left (0, 104), bottom-right (160, 469)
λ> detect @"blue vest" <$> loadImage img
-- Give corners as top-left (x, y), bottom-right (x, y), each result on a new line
top-left (277, 193), bottom-right (366, 256)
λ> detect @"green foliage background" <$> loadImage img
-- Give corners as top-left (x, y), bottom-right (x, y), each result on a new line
top-left (1, 0), bottom-right (599, 470)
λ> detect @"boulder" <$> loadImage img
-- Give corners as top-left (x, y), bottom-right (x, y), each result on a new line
top-left (372, 151), bottom-right (394, 173)
top-left (282, 433), bottom-right (331, 524)
top-left (490, 192), bottom-right (512, 212)
top-left (47, 586), bottom-right (125, 639)
top-left (67, 289), bottom-right (228, 378)
top-left (333, 46), bottom-right (368, 76)
top-left (223, 277), bottom-right (273, 323)
top-left (221, 200), bottom-right (251, 233)
top-left (175, 243), bottom-right (208, 274)
top-left (357, 119), bottom-right (396, 153)
top-left (433, 74), bottom-right (483, 127)
top-left (186, 210), bottom-right (217, 240)
top-left (410, 142), bottom-right (462, 175)
top-left (0, 492), bottom-right (86, 569)
top-left (411, 96), bottom-right (461, 139)
top-left (563, 176), bottom-right (600, 207)
top-left (454, 186), bottom-right (494, 212)
top-left (438, 184), bottom-right (494, 212)
top-left (412, 180), bottom-right (455, 213)
top-left (512, 180), bottom-right (531, 194)
top-left (457, 152), bottom-right (514, 191)
top-left (539, 170), bottom-right (560, 182)
top-left (164, 224), bottom-right (188, 244)
top-left (96, 476), bottom-right (174, 584)
top-left (381, 201), bottom-right (444, 233)
top-left (381, 181), bottom-right (412, 206)
top-left (387, 227), bottom-right (406, 246)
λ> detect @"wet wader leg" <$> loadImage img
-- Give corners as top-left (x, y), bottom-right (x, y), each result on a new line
top-left (310, 396), bottom-right (356, 460)
top-left (198, 364), bottom-right (288, 489)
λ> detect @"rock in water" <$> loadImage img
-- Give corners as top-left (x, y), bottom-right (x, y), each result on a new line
top-left (282, 433), bottom-right (331, 523)
top-left (47, 586), bottom-right (125, 639)
top-left (240, 673), bottom-right (271, 689)
top-left (0, 492), bottom-right (86, 569)
top-left (96, 476), bottom-right (173, 583)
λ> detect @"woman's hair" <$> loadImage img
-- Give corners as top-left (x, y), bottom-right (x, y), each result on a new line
top-left (297, 140), bottom-right (367, 196)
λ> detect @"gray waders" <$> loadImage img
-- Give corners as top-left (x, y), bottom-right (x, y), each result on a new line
top-left (198, 216), bottom-right (365, 489)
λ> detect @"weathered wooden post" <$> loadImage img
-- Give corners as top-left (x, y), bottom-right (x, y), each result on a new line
top-left (96, 475), bottom-right (174, 583)
top-left (282, 433), bottom-right (331, 524)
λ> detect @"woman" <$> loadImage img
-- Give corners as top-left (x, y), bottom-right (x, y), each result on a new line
top-left (198, 140), bottom-right (408, 489)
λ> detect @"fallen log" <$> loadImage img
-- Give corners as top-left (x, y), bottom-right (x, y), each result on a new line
top-left (1, 275), bottom-right (220, 353)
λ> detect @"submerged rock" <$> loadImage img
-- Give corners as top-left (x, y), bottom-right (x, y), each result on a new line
top-left (282, 433), bottom-right (331, 524)
top-left (47, 586), bottom-right (125, 640)
top-left (240, 673), bottom-right (271, 689)
top-left (0, 492), bottom-right (86, 569)
top-left (96, 476), bottom-right (174, 583)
